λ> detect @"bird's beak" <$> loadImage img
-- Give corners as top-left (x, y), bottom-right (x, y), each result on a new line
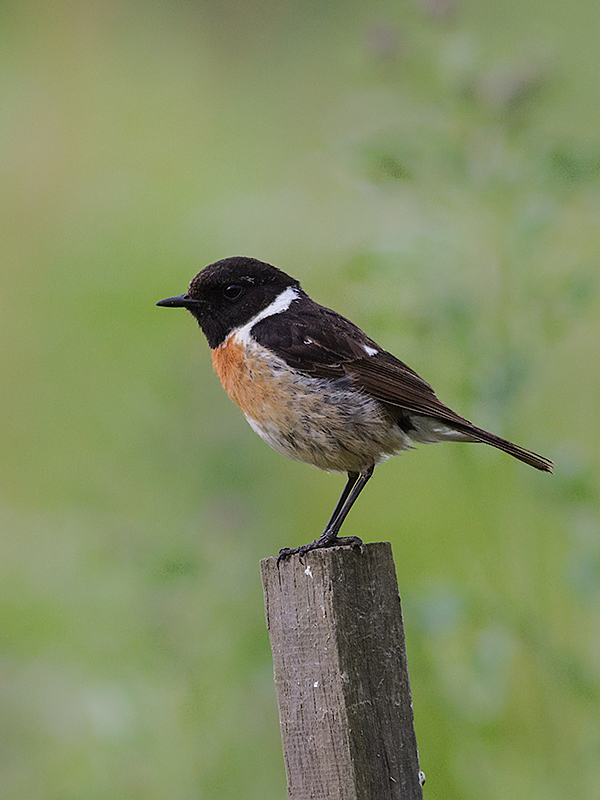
top-left (156, 293), bottom-right (202, 309)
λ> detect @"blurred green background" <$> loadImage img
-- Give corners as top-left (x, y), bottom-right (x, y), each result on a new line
top-left (1, 1), bottom-right (599, 798)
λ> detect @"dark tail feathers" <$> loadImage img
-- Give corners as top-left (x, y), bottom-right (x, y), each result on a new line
top-left (457, 423), bottom-right (553, 472)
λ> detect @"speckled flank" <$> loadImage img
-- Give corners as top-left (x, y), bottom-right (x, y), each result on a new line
top-left (211, 335), bottom-right (412, 473)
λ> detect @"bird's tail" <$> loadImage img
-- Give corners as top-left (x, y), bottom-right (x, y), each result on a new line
top-left (454, 422), bottom-right (553, 472)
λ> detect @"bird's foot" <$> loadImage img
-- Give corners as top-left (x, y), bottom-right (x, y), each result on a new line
top-left (277, 535), bottom-right (363, 564)
top-left (277, 540), bottom-right (318, 564)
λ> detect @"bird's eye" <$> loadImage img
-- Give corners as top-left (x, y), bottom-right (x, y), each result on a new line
top-left (223, 284), bottom-right (243, 300)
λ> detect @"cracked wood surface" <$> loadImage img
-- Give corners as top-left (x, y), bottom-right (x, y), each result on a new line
top-left (261, 542), bottom-right (423, 800)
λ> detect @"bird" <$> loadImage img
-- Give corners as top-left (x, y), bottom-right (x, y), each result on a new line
top-left (157, 256), bottom-right (553, 561)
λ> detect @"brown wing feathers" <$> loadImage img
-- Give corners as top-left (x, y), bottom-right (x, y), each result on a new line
top-left (251, 301), bottom-right (553, 473)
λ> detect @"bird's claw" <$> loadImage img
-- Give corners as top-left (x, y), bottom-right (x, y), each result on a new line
top-left (277, 535), bottom-right (364, 565)
top-left (277, 540), bottom-right (318, 565)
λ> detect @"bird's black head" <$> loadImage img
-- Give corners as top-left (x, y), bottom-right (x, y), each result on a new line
top-left (156, 256), bottom-right (301, 348)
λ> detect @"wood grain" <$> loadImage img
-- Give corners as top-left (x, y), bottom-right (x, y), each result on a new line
top-left (261, 542), bottom-right (423, 800)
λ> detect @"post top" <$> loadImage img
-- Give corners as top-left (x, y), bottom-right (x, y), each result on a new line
top-left (260, 541), bottom-right (392, 569)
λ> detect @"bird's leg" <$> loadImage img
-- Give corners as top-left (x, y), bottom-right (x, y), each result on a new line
top-left (322, 471), bottom-right (360, 532)
top-left (278, 467), bottom-right (374, 562)
top-left (317, 465), bottom-right (374, 547)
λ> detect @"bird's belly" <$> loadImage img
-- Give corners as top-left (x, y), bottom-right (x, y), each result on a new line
top-left (211, 336), bottom-right (411, 472)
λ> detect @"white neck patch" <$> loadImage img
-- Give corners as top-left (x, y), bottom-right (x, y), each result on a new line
top-left (230, 285), bottom-right (299, 345)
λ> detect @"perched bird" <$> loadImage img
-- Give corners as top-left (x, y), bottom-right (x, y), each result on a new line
top-left (157, 256), bottom-right (553, 560)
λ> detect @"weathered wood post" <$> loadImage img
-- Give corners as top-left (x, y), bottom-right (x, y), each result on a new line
top-left (261, 541), bottom-right (424, 800)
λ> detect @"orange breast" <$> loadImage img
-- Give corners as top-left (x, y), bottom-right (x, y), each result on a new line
top-left (210, 336), bottom-right (280, 421)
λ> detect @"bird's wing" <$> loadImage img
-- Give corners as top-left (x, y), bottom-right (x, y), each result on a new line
top-left (251, 299), bottom-right (553, 472)
top-left (250, 300), bottom-right (375, 373)
top-left (251, 299), bottom-right (466, 424)
top-left (340, 351), bottom-right (473, 428)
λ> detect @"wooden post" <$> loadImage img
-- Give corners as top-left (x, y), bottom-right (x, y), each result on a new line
top-left (261, 542), bottom-right (424, 800)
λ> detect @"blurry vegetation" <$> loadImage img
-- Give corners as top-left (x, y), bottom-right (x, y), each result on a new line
top-left (1, 1), bottom-right (599, 799)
